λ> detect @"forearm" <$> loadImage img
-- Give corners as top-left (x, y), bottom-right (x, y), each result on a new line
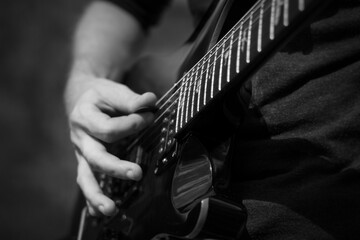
top-left (65, 0), bottom-right (147, 113)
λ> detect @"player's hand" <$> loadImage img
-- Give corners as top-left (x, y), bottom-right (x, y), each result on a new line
top-left (68, 77), bottom-right (157, 216)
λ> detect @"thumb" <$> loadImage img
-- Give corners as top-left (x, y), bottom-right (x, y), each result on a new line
top-left (130, 92), bottom-right (158, 113)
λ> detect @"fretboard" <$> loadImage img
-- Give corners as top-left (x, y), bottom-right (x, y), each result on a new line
top-left (169, 0), bottom-right (327, 134)
top-left (130, 0), bottom-right (332, 159)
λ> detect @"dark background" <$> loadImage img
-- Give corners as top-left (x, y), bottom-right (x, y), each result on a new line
top-left (0, 0), bottom-right (191, 239)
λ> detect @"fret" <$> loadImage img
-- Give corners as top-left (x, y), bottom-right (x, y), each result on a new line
top-left (261, 0), bottom-right (272, 48)
top-left (184, 71), bottom-right (193, 124)
top-left (174, 81), bottom-right (179, 133)
top-left (218, 43), bottom-right (225, 91)
top-left (217, 35), bottom-right (232, 91)
top-left (257, 0), bottom-right (264, 52)
top-left (176, 76), bottom-right (185, 131)
top-left (274, 0), bottom-right (288, 27)
top-left (197, 59), bottom-right (205, 111)
top-left (191, 65), bottom-right (199, 118)
top-left (284, 0), bottom-right (289, 26)
top-left (249, 6), bottom-right (263, 63)
top-left (228, 31), bottom-right (234, 82)
top-left (246, 12), bottom-right (253, 63)
top-left (210, 49), bottom-right (217, 99)
top-left (275, 0), bottom-right (282, 26)
top-left (273, 0), bottom-right (292, 36)
top-left (236, 22), bottom-right (243, 73)
top-left (171, 0), bottom-right (318, 134)
top-left (190, 67), bottom-right (196, 117)
top-left (203, 54), bottom-right (211, 105)
top-left (270, 0), bottom-right (276, 40)
top-left (180, 76), bottom-right (185, 129)
top-left (211, 45), bottom-right (222, 99)
top-left (180, 74), bottom-right (188, 128)
top-left (239, 17), bottom-right (251, 70)
top-left (175, 89), bottom-right (180, 133)
top-left (224, 31), bottom-right (234, 83)
top-left (299, 0), bottom-right (305, 11)
top-left (230, 26), bottom-right (240, 78)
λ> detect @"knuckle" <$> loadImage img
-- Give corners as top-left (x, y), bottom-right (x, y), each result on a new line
top-left (106, 169), bottom-right (118, 178)
top-left (76, 175), bottom-right (82, 187)
top-left (70, 131), bottom-right (83, 151)
top-left (70, 131), bottom-right (78, 144)
top-left (95, 124), bottom-right (116, 143)
top-left (125, 117), bottom-right (139, 133)
top-left (88, 207), bottom-right (98, 216)
top-left (69, 107), bottom-right (80, 125)
top-left (83, 88), bottom-right (100, 100)
top-left (69, 104), bottom-right (90, 129)
top-left (91, 163), bottom-right (102, 172)
top-left (82, 147), bottom-right (100, 169)
top-left (130, 117), bottom-right (146, 132)
top-left (128, 121), bottom-right (140, 133)
top-left (82, 150), bottom-right (122, 177)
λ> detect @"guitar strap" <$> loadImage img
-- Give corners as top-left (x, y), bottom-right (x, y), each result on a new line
top-left (186, 0), bottom-right (226, 44)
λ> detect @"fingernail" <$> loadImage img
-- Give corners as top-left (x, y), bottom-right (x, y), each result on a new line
top-left (126, 169), bottom-right (135, 179)
top-left (126, 169), bottom-right (140, 180)
top-left (98, 205), bottom-right (105, 214)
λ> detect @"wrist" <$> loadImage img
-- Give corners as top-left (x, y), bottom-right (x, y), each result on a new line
top-left (69, 57), bottom-right (123, 82)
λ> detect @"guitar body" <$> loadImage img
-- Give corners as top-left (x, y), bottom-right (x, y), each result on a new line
top-left (80, 134), bottom-right (245, 240)
top-left (74, 0), bottom-right (334, 239)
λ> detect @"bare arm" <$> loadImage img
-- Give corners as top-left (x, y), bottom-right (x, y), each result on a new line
top-left (65, 0), bottom-right (149, 110)
top-left (65, 1), bottom-right (157, 216)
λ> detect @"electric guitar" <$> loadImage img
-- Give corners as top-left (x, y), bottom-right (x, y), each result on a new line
top-left (73, 0), bottom-right (334, 239)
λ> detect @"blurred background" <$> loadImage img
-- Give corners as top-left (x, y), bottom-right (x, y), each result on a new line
top-left (0, 0), bottom-right (191, 239)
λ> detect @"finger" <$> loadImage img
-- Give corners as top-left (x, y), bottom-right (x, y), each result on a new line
top-left (76, 153), bottom-right (117, 216)
top-left (128, 92), bottom-right (157, 113)
top-left (76, 131), bottom-right (142, 180)
top-left (100, 112), bottom-right (154, 141)
top-left (91, 81), bottom-right (157, 114)
top-left (73, 103), bottom-right (154, 142)
top-left (86, 201), bottom-right (100, 217)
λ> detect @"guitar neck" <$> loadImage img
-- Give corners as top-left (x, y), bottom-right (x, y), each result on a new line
top-left (172, 0), bottom-right (329, 130)
top-left (129, 0), bottom-right (332, 158)
top-left (76, 1), bottom-right (338, 239)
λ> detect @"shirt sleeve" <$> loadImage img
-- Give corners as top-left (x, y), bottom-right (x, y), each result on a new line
top-left (104, 0), bottom-right (171, 29)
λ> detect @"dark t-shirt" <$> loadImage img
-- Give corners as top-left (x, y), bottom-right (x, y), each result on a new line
top-left (231, 1), bottom-right (360, 239)
top-left (105, 0), bottom-right (360, 239)
top-left (105, 0), bottom-right (171, 29)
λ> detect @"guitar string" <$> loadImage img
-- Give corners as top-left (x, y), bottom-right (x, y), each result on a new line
top-left (127, 1), bottom-right (284, 149)
top-left (153, 1), bottom-right (275, 122)
top-left (123, 0), bottom-right (269, 156)
top-left (137, 0), bottom-right (306, 154)
top-left (151, 0), bottom-right (296, 137)
top-left (153, 2), bottom-right (268, 123)
top-left (154, 0), bottom-right (267, 114)
top-left (127, 30), bottom-right (252, 151)
top-left (127, 2), bottom-right (272, 149)
top-left (126, 7), bottom-right (268, 149)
